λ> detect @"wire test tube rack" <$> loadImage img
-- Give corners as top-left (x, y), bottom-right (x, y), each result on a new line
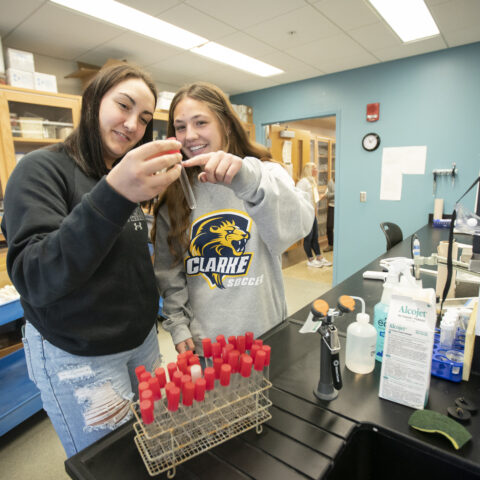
top-left (131, 339), bottom-right (272, 478)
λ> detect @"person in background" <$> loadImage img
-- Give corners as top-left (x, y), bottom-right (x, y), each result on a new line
top-left (296, 162), bottom-right (332, 268)
top-left (152, 82), bottom-right (314, 354)
top-left (1, 64), bottom-right (182, 457)
top-left (323, 175), bottom-right (335, 252)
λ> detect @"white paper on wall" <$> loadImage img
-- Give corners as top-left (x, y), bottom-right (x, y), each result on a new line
top-left (282, 140), bottom-right (292, 165)
top-left (380, 146), bottom-right (427, 201)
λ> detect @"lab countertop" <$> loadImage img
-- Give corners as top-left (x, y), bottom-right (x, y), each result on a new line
top-left (65, 224), bottom-right (480, 479)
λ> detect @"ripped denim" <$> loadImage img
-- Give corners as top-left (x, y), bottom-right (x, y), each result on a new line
top-left (23, 322), bottom-right (161, 458)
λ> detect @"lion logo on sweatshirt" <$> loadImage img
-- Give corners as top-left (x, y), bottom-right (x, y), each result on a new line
top-left (185, 210), bottom-right (253, 289)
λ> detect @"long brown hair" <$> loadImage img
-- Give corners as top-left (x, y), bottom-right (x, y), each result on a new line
top-left (63, 63), bottom-right (157, 178)
top-left (152, 82), bottom-right (278, 262)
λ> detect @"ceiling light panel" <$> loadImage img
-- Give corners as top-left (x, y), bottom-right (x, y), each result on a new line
top-left (368, 0), bottom-right (440, 43)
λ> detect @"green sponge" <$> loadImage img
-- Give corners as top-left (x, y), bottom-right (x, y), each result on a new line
top-left (408, 409), bottom-right (472, 450)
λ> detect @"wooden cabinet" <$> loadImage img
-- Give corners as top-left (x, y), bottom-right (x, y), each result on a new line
top-left (0, 85), bottom-right (81, 197)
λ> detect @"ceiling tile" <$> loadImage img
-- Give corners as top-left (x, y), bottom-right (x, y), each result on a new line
top-left (310, 0), bottom-right (380, 30)
top-left (0, 0), bottom-right (44, 37)
top-left (286, 33), bottom-right (375, 69)
top-left (370, 35), bottom-right (449, 62)
top-left (430, 0), bottom-right (480, 33)
top-left (348, 22), bottom-right (400, 52)
top-left (75, 31), bottom-right (183, 67)
top-left (5, 3), bottom-right (123, 60)
top-left (245, 5), bottom-right (342, 50)
top-left (159, 3), bottom-right (235, 40)
top-left (184, 0), bottom-right (306, 29)
top-left (213, 31), bottom-right (277, 58)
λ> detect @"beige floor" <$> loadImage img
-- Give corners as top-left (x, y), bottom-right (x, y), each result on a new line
top-left (0, 245), bottom-right (333, 479)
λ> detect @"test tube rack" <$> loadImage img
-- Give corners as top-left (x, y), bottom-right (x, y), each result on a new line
top-left (131, 376), bottom-right (272, 478)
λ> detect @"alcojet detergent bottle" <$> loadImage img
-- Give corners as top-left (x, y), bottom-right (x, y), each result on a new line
top-left (346, 313), bottom-right (377, 374)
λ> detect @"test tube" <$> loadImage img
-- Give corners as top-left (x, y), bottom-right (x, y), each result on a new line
top-left (172, 370), bottom-right (183, 388)
top-left (228, 335), bottom-right (237, 349)
top-left (219, 363), bottom-right (233, 404)
top-left (140, 399), bottom-right (155, 435)
top-left (165, 137), bottom-right (196, 210)
top-left (262, 345), bottom-right (271, 382)
top-left (203, 367), bottom-right (215, 412)
top-left (239, 354), bottom-right (253, 395)
top-left (202, 338), bottom-right (213, 367)
top-left (253, 349), bottom-right (266, 390)
top-left (139, 371), bottom-right (151, 383)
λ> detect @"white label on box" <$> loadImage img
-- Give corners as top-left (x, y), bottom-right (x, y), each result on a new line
top-left (7, 68), bottom-right (35, 89)
top-left (379, 291), bottom-right (436, 410)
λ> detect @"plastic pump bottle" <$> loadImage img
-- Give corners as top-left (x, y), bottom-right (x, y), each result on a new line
top-left (373, 259), bottom-right (419, 362)
top-left (346, 312), bottom-right (377, 374)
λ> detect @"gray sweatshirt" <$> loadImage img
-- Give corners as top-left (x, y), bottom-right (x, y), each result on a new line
top-left (154, 157), bottom-right (314, 353)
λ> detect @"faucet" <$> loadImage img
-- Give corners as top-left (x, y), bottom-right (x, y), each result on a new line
top-left (312, 296), bottom-right (355, 401)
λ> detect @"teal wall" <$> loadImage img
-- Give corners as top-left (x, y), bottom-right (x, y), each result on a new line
top-left (232, 42), bottom-right (480, 284)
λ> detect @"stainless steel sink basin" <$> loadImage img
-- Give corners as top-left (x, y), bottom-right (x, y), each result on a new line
top-left (327, 424), bottom-right (479, 480)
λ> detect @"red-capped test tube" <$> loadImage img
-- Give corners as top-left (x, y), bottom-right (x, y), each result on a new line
top-left (239, 354), bottom-right (253, 393)
top-left (253, 349), bottom-right (266, 389)
top-left (202, 337), bottom-right (212, 367)
top-left (216, 335), bottom-right (226, 349)
top-left (203, 367), bottom-right (215, 411)
top-left (237, 335), bottom-right (246, 354)
top-left (140, 399), bottom-right (155, 434)
top-left (262, 345), bottom-right (271, 381)
top-left (167, 385), bottom-right (180, 426)
top-left (211, 342), bottom-right (222, 360)
top-left (155, 367), bottom-right (167, 389)
top-left (219, 363), bottom-right (233, 404)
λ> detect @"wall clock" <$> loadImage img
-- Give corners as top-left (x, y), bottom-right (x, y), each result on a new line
top-left (362, 133), bottom-right (380, 152)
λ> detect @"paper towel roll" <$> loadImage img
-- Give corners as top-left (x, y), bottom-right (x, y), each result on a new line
top-left (434, 198), bottom-right (444, 220)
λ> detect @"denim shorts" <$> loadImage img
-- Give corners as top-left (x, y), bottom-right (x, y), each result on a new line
top-left (23, 321), bottom-right (161, 458)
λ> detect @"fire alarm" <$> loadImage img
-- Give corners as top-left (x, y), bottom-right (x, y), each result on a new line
top-left (367, 103), bottom-right (379, 122)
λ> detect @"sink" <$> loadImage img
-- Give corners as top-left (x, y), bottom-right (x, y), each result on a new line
top-left (327, 424), bottom-right (479, 480)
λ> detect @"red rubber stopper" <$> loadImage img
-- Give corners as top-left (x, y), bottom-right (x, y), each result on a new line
top-left (202, 338), bottom-right (212, 358)
top-left (254, 349), bottom-right (266, 372)
top-left (182, 382), bottom-right (194, 406)
top-left (222, 343), bottom-right (234, 363)
top-left (177, 357), bottom-right (188, 374)
top-left (173, 370), bottom-right (183, 388)
top-left (262, 345), bottom-right (271, 366)
top-left (220, 364), bottom-right (231, 386)
top-left (154, 367), bottom-right (166, 388)
top-left (167, 362), bottom-right (177, 382)
top-left (204, 367), bottom-right (215, 391)
top-left (216, 335), bottom-right (226, 348)
top-left (148, 377), bottom-right (161, 400)
top-left (167, 386), bottom-right (180, 412)
top-left (140, 388), bottom-right (153, 402)
top-left (237, 335), bottom-right (246, 354)
top-left (213, 357), bottom-right (223, 379)
top-left (250, 344), bottom-right (260, 361)
top-left (189, 355), bottom-right (200, 366)
top-left (135, 365), bottom-right (146, 381)
top-left (211, 342), bottom-right (222, 359)
top-left (139, 371), bottom-right (151, 383)
top-left (138, 381), bottom-right (150, 397)
top-left (228, 335), bottom-right (237, 349)
top-left (228, 349), bottom-right (240, 373)
top-left (254, 339), bottom-right (263, 348)
top-left (245, 332), bottom-right (254, 350)
top-left (240, 354), bottom-right (253, 378)
top-left (195, 378), bottom-right (206, 402)
top-left (140, 399), bottom-right (154, 424)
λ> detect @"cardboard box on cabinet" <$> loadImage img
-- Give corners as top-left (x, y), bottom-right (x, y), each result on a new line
top-left (5, 48), bottom-right (35, 72)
